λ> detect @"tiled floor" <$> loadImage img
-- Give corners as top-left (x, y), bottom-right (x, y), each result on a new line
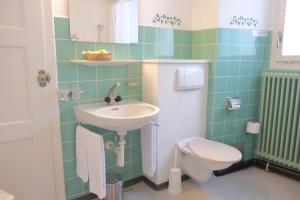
top-left (124, 167), bottom-right (300, 200)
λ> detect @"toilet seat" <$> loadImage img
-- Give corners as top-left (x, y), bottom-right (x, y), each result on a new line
top-left (187, 137), bottom-right (242, 163)
top-left (177, 137), bottom-right (242, 181)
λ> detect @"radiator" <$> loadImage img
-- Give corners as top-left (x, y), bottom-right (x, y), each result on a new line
top-left (256, 72), bottom-right (300, 171)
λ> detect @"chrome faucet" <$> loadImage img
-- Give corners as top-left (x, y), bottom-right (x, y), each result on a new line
top-left (104, 82), bottom-right (122, 104)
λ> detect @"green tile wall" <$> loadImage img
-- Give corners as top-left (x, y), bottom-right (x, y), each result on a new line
top-left (55, 16), bottom-right (272, 199)
top-left (192, 28), bottom-right (272, 160)
top-left (54, 17), bottom-right (193, 199)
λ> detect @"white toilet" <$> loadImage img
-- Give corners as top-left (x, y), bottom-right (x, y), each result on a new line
top-left (177, 137), bottom-right (242, 182)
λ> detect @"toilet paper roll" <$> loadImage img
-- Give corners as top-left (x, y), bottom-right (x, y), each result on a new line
top-left (228, 104), bottom-right (240, 110)
top-left (246, 122), bottom-right (260, 134)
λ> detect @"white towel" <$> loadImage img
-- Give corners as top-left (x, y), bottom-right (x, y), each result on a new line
top-left (0, 190), bottom-right (14, 200)
top-left (76, 126), bottom-right (88, 182)
top-left (76, 126), bottom-right (106, 199)
top-left (141, 123), bottom-right (157, 177)
top-left (86, 131), bottom-right (106, 199)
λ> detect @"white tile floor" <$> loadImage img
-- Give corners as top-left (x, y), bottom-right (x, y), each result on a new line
top-left (124, 167), bottom-right (300, 200)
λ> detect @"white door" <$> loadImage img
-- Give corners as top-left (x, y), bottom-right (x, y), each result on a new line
top-left (0, 1), bottom-right (58, 200)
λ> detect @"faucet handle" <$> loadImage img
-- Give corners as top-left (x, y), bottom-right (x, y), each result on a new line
top-left (115, 95), bottom-right (122, 102)
top-left (104, 96), bottom-right (111, 104)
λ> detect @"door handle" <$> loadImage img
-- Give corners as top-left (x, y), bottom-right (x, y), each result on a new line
top-left (37, 69), bottom-right (51, 87)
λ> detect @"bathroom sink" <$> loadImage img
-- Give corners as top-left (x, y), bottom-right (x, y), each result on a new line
top-left (74, 101), bottom-right (159, 133)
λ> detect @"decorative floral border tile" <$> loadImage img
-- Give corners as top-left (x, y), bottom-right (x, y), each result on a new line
top-left (229, 16), bottom-right (259, 27)
top-left (152, 14), bottom-right (182, 26)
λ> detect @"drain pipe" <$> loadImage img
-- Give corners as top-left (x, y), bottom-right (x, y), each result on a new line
top-left (116, 132), bottom-right (127, 167)
top-left (104, 132), bottom-right (127, 167)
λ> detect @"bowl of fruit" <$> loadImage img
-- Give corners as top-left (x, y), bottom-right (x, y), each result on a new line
top-left (82, 49), bottom-right (112, 61)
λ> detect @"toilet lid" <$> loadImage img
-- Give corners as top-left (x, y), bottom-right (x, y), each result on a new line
top-left (187, 138), bottom-right (242, 162)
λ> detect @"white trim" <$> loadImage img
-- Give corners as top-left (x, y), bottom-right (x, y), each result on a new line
top-left (272, 0), bottom-right (300, 63)
top-left (42, 0), bottom-right (66, 199)
top-left (274, 0), bottom-right (285, 61)
top-left (70, 60), bottom-right (140, 66)
top-left (142, 59), bottom-right (210, 64)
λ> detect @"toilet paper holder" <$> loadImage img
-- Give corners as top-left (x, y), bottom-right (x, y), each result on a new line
top-left (226, 97), bottom-right (241, 110)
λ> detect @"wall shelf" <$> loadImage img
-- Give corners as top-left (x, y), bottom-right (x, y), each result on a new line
top-left (70, 60), bottom-right (140, 66)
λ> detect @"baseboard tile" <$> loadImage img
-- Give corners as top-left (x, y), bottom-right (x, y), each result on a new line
top-left (72, 193), bottom-right (97, 200)
top-left (214, 159), bottom-right (300, 181)
top-left (214, 159), bottom-right (254, 176)
top-left (253, 159), bottom-right (300, 181)
top-left (73, 159), bottom-right (300, 200)
top-left (142, 175), bottom-right (190, 191)
top-left (72, 176), bottom-right (143, 200)
top-left (124, 176), bottom-right (143, 188)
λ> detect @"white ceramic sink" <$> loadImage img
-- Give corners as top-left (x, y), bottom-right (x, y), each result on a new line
top-left (74, 101), bottom-right (159, 133)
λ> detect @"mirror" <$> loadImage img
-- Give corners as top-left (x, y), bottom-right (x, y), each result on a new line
top-left (69, 0), bottom-right (138, 44)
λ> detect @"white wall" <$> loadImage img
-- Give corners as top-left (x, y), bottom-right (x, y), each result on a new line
top-left (52, 0), bottom-right (193, 30)
top-left (139, 0), bottom-right (193, 30)
top-left (218, 0), bottom-right (273, 30)
top-left (52, 0), bottom-right (273, 30)
top-left (52, 0), bottom-right (69, 18)
top-left (191, 0), bottom-right (218, 30)
top-left (191, 0), bottom-right (273, 30)
top-left (142, 61), bottom-right (209, 185)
